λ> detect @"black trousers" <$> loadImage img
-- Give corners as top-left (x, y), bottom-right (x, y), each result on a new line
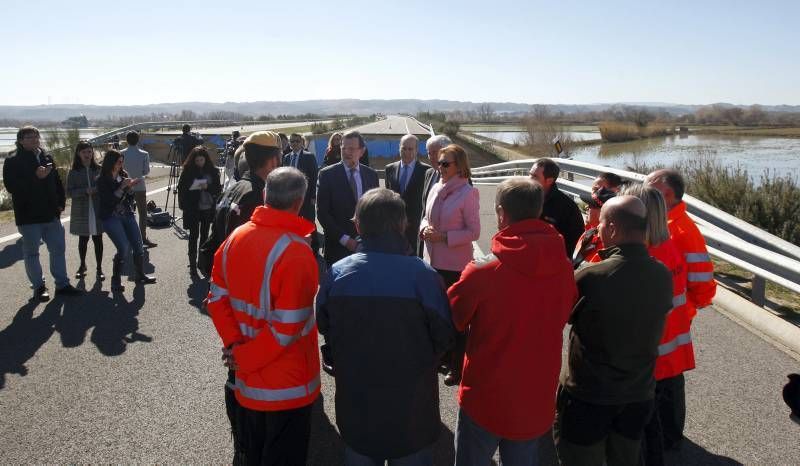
top-left (186, 216), bottom-right (211, 266)
top-left (641, 374), bottom-right (686, 465)
top-left (554, 386), bottom-right (654, 466)
top-left (436, 269), bottom-right (466, 375)
top-left (236, 401), bottom-right (313, 466)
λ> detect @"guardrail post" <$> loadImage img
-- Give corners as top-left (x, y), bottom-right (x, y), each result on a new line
top-left (751, 275), bottom-right (766, 306)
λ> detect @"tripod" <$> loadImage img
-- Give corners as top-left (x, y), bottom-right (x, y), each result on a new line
top-left (164, 142), bottom-right (187, 238)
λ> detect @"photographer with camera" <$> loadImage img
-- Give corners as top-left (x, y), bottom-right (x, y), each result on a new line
top-left (177, 124), bottom-right (203, 163)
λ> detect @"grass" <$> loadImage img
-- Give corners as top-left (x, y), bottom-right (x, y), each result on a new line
top-left (599, 121), bottom-right (676, 142)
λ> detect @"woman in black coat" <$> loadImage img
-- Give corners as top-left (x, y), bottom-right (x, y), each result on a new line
top-left (178, 146), bottom-right (221, 275)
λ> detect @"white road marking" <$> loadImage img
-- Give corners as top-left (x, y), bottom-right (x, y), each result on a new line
top-left (0, 185), bottom-right (170, 245)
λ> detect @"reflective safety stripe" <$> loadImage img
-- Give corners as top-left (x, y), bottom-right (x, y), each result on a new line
top-left (209, 283), bottom-right (229, 297)
top-left (230, 299), bottom-right (312, 325)
top-left (685, 252), bottom-right (711, 263)
top-left (268, 311), bottom-right (317, 347)
top-left (224, 231), bottom-right (313, 345)
top-left (688, 272), bottom-right (714, 282)
top-left (231, 297), bottom-right (268, 321)
top-left (234, 373), bottom-right (321, 402)
top-left (208, 283), bottom-right (229, 303)
top-left (272, 307), bottom-right (313, 324)
top-left (239, 322), bottom-right (260, 338)
top-left (658, 331), bottom-right (692, 356)
top-left (672, 292), bottom-right (687, 308)
top-left (260, 235), bottom-right (294, 312)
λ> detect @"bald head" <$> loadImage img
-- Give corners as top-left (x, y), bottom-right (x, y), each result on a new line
top-left (644, 168), bottom-right (684, 209)
top-left (598, 195), bottom-right (648, 247)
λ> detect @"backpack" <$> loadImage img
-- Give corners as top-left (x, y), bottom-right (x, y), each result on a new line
top-left (145, 201), bottom-right (171, 227)
top-left (197, 178), bottom-right (263, 276)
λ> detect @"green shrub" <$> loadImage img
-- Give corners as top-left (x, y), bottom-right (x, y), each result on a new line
top-left (628, 155), bottom-right (800, 245)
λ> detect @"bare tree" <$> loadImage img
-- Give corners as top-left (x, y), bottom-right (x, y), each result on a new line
top-left (476, 103), bottom-right (494, 122)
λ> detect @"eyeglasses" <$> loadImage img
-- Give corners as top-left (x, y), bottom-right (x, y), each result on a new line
top-left (438, 160), bottom-right (453, 168)
top-left (290, 139), bottom-right (303, 144)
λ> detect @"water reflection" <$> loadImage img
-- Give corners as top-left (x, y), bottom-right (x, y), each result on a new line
top-left (570, 134), bottom-right (800, 183)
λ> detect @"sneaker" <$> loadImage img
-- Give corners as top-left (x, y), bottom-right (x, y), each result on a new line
top-left (143, 239), bottom-right (158, 248)
top-left (33, 285), bottom-right (50, 302)
top-left (55, 284), bottom-right (82, 297)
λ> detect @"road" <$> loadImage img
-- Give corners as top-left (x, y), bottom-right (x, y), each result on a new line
top-left (0, 182), bottom-right (798, 464)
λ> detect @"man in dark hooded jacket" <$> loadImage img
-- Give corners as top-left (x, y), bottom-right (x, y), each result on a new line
top-left (448, 177), bottom-right (577, 465)
top-left (316, 188), bottom-right (455, 465)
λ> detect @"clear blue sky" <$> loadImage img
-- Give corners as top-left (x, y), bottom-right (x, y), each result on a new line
top-left (3, 0), bottom-right (798, 106)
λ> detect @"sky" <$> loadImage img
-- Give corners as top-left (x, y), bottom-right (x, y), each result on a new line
top-left (2, 0), bottom-right (798, 107)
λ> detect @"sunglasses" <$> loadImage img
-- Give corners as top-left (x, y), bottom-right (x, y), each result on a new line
top-left (438, 160), bottom-right (453, 168)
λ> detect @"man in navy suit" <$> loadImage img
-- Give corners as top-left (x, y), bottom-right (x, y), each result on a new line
top-left (282, 133), bottom-right (318, 224)
top-left (385, 134), bottom-right (430, 254)
top-left (317, 130), bottom-right (379, 266)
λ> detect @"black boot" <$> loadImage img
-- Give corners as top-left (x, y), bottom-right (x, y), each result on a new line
top-left (133, 254), bottom-right (156, 284)
top-left (111, 257), bottom-right (125, 292)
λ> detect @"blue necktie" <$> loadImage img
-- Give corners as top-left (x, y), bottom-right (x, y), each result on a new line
top-left (399, 165), bottom-right (409, 194)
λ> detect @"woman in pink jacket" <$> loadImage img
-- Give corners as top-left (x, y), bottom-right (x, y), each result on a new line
top-left (420, 143), bottom-right (480, 385)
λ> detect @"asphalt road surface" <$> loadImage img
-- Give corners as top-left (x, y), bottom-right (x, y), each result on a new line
top-left (0, 181), bottom-right (798, 464)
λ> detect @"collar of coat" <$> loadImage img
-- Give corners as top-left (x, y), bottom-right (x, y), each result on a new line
top-left (250, 205), bottom-right (315, 237)
top-left (598, 242), bottom-right (650, 260)
top-left (668, 200), bottom-right (688, 222)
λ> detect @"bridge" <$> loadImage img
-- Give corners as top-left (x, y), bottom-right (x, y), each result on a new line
top-left (0, 159), bottom-right (798, 464)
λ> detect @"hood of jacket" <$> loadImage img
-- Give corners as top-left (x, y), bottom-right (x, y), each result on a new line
top-left (491, 218), bottom-right (569, 279)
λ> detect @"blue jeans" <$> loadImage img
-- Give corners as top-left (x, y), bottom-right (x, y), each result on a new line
top-left (455, 408), bottom-right (540, 466)
top-left (18, 217), bottom-right (69, 289)
top-left (344, 445), bottom-right (433, 466)
top-left (102, 213), bottom-right (143, 260)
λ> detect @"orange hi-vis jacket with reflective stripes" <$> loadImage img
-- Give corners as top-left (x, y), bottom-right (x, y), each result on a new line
top-left (207, 206), bottom-right (320, 412)
top-left (667, 201), bottom-right (716, 319)
top-left (649, 239), bottom-right (695, 380)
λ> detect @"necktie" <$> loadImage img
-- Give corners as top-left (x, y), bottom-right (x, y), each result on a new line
top-left (348, 167), bottom-right (358, 201)
top-left (399, 165), bottom-right (409, 194)
top-left (292, 154), bottom-right (298, 167)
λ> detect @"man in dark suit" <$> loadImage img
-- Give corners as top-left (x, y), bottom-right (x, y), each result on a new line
top-left (317, 130), bottom-right (379, 266)
top-left (282, 133), bottom-right (318, 224)
top-left (418, 134), bottom-right (452, 257)
top-left (385, 134), bottom-right (430, 254)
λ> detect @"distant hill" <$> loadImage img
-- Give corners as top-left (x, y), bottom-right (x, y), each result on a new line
top-left (1, 99), bottom-right (798, 122)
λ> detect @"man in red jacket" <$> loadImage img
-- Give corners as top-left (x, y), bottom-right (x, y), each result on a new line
top-left (448, 177), bottom-right (577, 466)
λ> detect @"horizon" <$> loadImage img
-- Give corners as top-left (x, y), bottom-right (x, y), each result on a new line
top-left (2, 0), bottom-right (798, 107)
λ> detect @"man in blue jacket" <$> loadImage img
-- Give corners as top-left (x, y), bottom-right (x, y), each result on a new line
top-left (316, 188), bottom-right (455, 465)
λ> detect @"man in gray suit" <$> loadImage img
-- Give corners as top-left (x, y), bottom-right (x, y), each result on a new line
top-left (418, 134), bottom-right (452, 257)
top-left (317, 130), bottom-right (379, 266)
top-left (385, 134), bottom-right (430, 253)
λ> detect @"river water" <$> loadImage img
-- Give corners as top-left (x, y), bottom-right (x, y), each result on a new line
top-left (475, 130), bottom-right (800, 182)
top-left (0, 128), bottom-right (102, 154)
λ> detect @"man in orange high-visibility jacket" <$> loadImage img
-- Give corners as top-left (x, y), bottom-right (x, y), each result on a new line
top-left (207, 167), bottom-right (320, 465)
top-left (646, 169), bottom-right (716, 451)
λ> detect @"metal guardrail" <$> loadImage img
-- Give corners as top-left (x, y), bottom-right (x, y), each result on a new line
top-left (472, 158), bottom-right (800, 305)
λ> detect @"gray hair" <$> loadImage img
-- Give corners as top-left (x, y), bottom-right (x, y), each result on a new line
top-left (619, 183), bottom-right (670, 246)
top-left (354, 188), bottom-right (407, 239)
top-left (265, 167), bottom-right (307, 210)
top-left (426, 134), bottom-right (452, 152)
top-left (400, 133), bottom-right (419, 145)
